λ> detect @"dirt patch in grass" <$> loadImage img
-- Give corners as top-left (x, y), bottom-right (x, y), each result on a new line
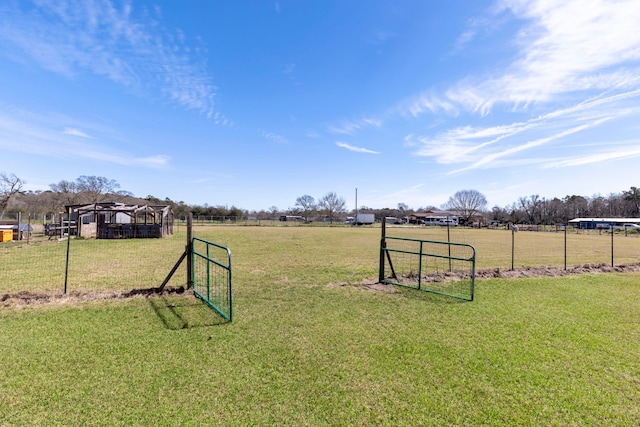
top-left (1, 286), bottom-right (187, 308)
top-left (476, 262), bottom-right (640, 279)
top-left (327, 279), bottom-right (398, 292)
top-left (3, 263), bottom-right (640, 307)
top-left (374, 262), bottom-right (640, 288)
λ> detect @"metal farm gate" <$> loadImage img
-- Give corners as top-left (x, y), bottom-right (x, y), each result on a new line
top-left (379, 222), bottom-right (476, 301)
top-left (191, 237), bottom-right (233, 322)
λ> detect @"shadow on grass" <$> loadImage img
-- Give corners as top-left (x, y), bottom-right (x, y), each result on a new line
top-left (394, 285), bottom-right (471, 304)
top-left (149, 294), bottom-right (229, 330)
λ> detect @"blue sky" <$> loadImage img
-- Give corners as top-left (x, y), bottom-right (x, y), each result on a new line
top-left (1, 0), bottom-right (640, 212)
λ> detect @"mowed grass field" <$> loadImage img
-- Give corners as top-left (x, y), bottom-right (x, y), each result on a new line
top-left (1, 225), bottom-right (639, 426)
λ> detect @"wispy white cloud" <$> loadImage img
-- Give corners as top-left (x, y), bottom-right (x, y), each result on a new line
top-left (451, 117), bottom-right (613, 174)
top-left (403, 0), bottom-right (640, 175)
top-left (410, 88), bottom-right (640, 170)
top-left (136, 155), bottom-right (171, 168)
top-left (400, 91), bottom-right (460, 118)
top-left (63, 127), bottom-right (94, 139)
top-left (543, 145), bottom-right (640, 168)
top-left (364, 30), bottom-right (396, 46)
top-left (212, 111), bottom-right (232, 127)
top-left (365, 184), bottom-right (453, 210)
top-left (0, 0), bottom-right (220, 118)
top-left (328, 117), bottom-right (382, 135)
top-left (0, 106), bottom-right (171, 169)
top-left (336, 142), bottom-right (379, 154)
top-left (447, 0), bottom-right (640, 114)
top-left (259, 129), bottom-right (288, 144)
top-left (452, 5), bottom-right (511, 54)
top-left (396, 0), bottom-right (640, 120)
top-left (283, 63), bottom-right (296, 75)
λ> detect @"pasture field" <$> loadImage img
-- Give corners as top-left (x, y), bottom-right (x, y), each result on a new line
top-left (1, 225), bottom-right (639, 426)
top-left (2, 225), bottom-right (640, 295)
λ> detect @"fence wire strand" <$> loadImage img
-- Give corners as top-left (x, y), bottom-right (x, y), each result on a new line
top-left (2, 223), bottom-right (640, 297)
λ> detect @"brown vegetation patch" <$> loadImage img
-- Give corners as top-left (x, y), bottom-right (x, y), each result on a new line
top-left (3, 263), bottom-right (639, 307)
top-left (398, 262), bottom-right (640, 284)
top-left (1, 286), bottom-right (186, 309)
top-left (357, 263), bottom-right (640, 291)
top-left (476, 263), bottom-right (640, 279)
top-left (328, 279), bottom-right (398, 292)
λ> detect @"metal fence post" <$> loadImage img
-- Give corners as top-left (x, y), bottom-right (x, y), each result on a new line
top-left (418, 241), bottom-right (423, 290)
top-left (511, 227), bottom-right (515, 271)
top-left (187, 212), bottom-right (193, 289)
top-left (611, 227), bottom-right (614, 267)
top-left (447, 218), bottom-right (452, 272)
top-left (564, 224), bottom-right (567, 270)
top-left (378, 221), bottom-right (386, 283)
top-left (64, 206), bottom-right (72, 294)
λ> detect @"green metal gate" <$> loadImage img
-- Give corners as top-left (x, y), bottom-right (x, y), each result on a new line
top-left (192, 237), bottom-right (233, 321)
top-left (380, 234), bottom-right (476, 301)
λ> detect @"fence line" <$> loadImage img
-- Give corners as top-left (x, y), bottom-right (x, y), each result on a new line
top-left (383, 225), bottom-right (640, 270)
top-left (0, 227), bottom-right (187, 295)
top-left (2, 223), bottom-right (640, 297)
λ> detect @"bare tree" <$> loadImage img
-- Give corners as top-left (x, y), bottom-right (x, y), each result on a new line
top-left (588, 194), bottom-right (608, 218)
top-left (607, 193), bottom-right (623, 217)
top-left (295, 195), bottom-right (316, 222)
top-left (442, 189), bottom-right (487, 225)
top-left (77, 175), bottom-right (120, 203)
top-left (268, 206), bottom-right (279, 220)
top-left (490, 205), bottom-right (509, 224)
top-left (518, 194), bottom-right (542, 224)
top-left (50, 179), bottom-right (81, 207)
top-left (0, 172), bottom-right (24, 218)
top-left (318, 192), bottom-right (346, 223)
top-left (563, 195), bottom-right (589, 218)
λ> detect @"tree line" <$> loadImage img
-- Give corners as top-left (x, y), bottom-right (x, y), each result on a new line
top-left (1, 171), bottom-right (639, 225)
top-left (490, 190), bottom-right (640, 225)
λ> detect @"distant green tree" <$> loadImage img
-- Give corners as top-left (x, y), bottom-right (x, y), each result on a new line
top-left (228, 205), bottom-right (245, 219)
top-left (622, 186), bottom-right (640, 216)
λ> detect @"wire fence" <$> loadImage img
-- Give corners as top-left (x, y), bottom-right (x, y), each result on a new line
top-left (0, 222), bottom-right (189, 296)
top-left (383, 225), bottom-right (640, 270)
top-left (2, 222), bottom-right (640, 298)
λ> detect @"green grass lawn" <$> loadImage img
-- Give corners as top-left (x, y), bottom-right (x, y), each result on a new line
top-left (1, 226), bottom-right (639, 425)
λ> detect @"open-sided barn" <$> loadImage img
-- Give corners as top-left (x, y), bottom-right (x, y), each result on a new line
top-left (66, 202), bottom-right (174, 239)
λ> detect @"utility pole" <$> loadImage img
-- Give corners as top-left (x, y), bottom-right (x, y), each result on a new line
top-left (355, 188), bottom-right (358, 226)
